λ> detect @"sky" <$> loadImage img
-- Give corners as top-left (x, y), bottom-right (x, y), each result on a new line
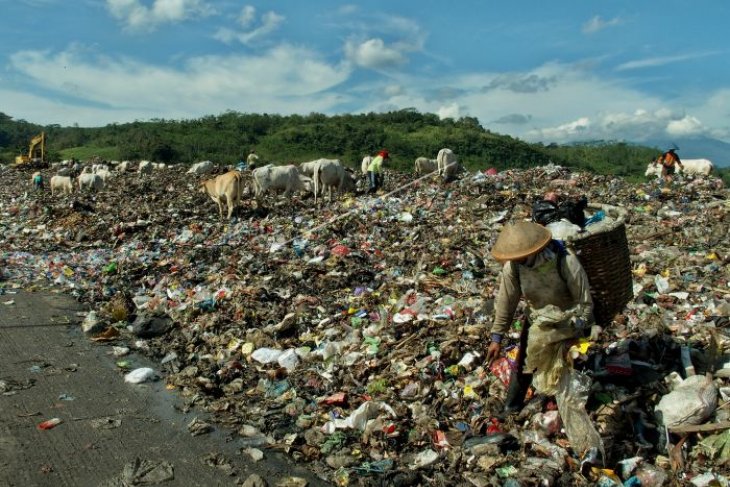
top-left (2, 0), bottom-right (729, 145)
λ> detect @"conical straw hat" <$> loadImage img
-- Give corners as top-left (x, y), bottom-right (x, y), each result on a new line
top-left (491, 221), bottom-right (552, 261)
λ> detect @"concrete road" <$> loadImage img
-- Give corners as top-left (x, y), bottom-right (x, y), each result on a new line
top-left (0, 290), bottom-right (328, 487)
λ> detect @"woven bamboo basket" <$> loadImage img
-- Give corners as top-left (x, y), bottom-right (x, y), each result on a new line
top-left (563, 203), bottom-right (632, 325)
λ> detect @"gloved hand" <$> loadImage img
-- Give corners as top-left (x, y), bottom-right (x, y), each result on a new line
top-left (486, 341), bottom-right (501, 366)
top-left (589, 325), bottom-right (603, 341)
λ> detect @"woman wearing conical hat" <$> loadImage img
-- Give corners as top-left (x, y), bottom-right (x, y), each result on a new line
top-left (486, 221), bottom-right (603, 466)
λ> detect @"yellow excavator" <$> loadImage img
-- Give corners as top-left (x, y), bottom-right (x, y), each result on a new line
top-left (15, 132), bottom-right (46, 165)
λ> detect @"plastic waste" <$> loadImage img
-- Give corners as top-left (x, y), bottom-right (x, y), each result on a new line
top-left (655, 374), bottom-right (717, 428)
top-left (124, 367), bottom-right (156, 384)
top-left (37, 418), bottom-right (63, 430)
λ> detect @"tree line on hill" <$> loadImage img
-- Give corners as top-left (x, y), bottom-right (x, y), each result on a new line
top-left (1, 109), bottom-right (726, 183)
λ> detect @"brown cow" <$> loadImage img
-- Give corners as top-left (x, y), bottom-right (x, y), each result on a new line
top-left (199, 171), bottom-right (245, 219)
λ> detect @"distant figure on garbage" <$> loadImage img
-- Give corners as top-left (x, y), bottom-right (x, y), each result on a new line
top-left (485, 221), bottom-right (602, 464)
top-left (31, 171), bottom-right (44, 191)
top-left (657, 147), bottom-right (683, 185)
top-left (247, 149), bottom-right (260, 169)
top-left (367, 150), bottom-right (388, 194)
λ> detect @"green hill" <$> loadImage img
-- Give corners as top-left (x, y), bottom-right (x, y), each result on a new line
top-left (1, 110), bottom-right (728, 184)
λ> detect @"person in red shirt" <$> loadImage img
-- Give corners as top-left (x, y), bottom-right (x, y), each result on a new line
top-left (658, 148), bottom-right (684, 185)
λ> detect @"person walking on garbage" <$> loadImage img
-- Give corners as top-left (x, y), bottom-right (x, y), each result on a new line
top-left (31, 171), bottom-right (44, 191)
top-left (657, 147), bottom-right (683, 185)
top-left (247, 149), bottom-right (260, 169)
top-left (485, 221), bottom-right (604, 468)
top-left (367, 150), bottom-right (388, 194)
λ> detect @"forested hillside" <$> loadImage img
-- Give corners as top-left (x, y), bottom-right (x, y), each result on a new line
top-left (2, 110), bottom-right (726, 182)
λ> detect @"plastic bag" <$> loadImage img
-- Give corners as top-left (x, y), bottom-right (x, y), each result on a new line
top-left (655, 374), bottom-right (717, 428)
top-left (555, 369), bottom-right (604, 458)
top-left (525, 305), bottom-right (581, 394)
top-left (124, 367), bottom-right (156, 384)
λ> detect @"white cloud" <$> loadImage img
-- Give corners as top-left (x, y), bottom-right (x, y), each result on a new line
top-left (437, 103), bottom-right (462, 120)
top-left (214, 9), bottom-right (284, 45)
top-left (667, 115), bottom-right (704, 137)
top-left (6, 45), bottom-right (352, 125)
top-left (237, 5), bottom-right (256, 28)
top-left (539, 117), bottom-right (591, 140)
top-left (344, 38), bottom-right (407, 69)
top-left (582, 15), bottom-right (623, 34)
top-left (383, 85), bottom-right (404, 97)
top-left (351, 61), bottom-right (728, 143)
top-left (106, 0), bottom-right (213, 31)
top-left (616, 51), bottom-right (719, 71)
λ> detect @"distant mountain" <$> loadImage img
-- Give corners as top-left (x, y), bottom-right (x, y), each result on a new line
top-left (641, 136), bottom-right (730, 167)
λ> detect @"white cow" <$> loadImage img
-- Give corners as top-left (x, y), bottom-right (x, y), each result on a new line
top-left (681, 158), bottom-right (714, 176)
top-left (92, 164), bottom-right (109, 173)
top-left (57, 167), bottom-right (75, 177)
top-left (117, 161), bottom-right (130, 173)
top-left (95, 168), bottom-right (112, 183)
top-left (153, 162), bottom-right (167, 170)
top-left (252, 164), bottom-right (313, 200)
top-left (436, 148), bottom-right (458, 180)
top-left (187, 160), bottom-right (215, 175)
top-left (645, 158), bottom-right (714, 177)
top-left (138, 160), bottom-right (153, 175)
top-left (414, 157), bottom-right (437, 176)
top-left (78, 173), bottom-right (104, 191)
top-left (361, 156), bottom-right (373, 175)
top-left (298, 160), bottom-right (321, 178)
top-left (313, 159), bottom-right (356, 203)
top-left (50, 175), bottom-right (73, 196)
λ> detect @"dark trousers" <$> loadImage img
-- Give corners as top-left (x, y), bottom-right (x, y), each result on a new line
top-left (504, 318), bottom-right (533, 411)
top-left (368, 171), bottom-right (382, 192)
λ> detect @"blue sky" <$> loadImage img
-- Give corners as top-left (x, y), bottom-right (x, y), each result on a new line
top-left (2, 0), bottom-right (729, 145)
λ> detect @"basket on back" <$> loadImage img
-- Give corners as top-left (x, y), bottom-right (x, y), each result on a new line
top-left (563, 203), bottom-right (632, 325)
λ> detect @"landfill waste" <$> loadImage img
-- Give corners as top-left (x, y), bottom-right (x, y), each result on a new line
top-left (1, 162), bottom-right (728, 485)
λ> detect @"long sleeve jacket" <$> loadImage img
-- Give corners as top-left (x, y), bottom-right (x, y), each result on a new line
top-left (490, 247), bottom-right (594, 338)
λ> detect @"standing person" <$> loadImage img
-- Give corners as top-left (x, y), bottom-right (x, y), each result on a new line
top-left (367, 149), bottom-right (388, 194)
top-left (31, 171), bottom-right (43, 191)
top-left (658, 147), bottom-right (683, 185)
top-left (485, 221), bottom-right (603, 464)
top-left (247, 149), bottom-right (260, 169)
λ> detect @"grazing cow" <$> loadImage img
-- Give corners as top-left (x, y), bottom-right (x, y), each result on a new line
top-left (298, 160), bottom-right (321, 178)
top-left (313, 159), bottom-right (356, 203)
top-left (252, 164), bottom-right (313, 200)
top-left (138, 160), bottom-right (153, 175)
top-left (78, 173), bottom-right (104, 191)
top-left (50, 175), bottom-right (73, 195)
top-left (436, 148), bottom-right (458, 180)
top-left (361, 156), bottom-right (373, 175)
top-left (680, 158), bottom-right (714, 176)
top-left (187, 160), bottom-right (215, 175)
top-left (117, 161), bottom-right (130, 173)
top-left (199, 171), bottom-right (245, 219)
top-left (95, 168), bottom-right (112, 183)
top-left (414, 157), bottom-right (437, 176)
top-left (92, 164), bottom-right (109, 173)
top-left (57, 167), bottom-right (76, 177)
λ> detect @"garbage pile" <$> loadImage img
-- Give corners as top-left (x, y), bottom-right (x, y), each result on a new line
top-left (1, 163), bottom-right (729, 486)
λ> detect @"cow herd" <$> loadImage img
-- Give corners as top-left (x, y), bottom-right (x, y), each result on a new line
top-left (29, 150), bottom-right (720, 220)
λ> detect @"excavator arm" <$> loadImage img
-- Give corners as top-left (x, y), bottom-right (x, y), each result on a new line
top-left (15, 132), bottom-right (46, 165)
